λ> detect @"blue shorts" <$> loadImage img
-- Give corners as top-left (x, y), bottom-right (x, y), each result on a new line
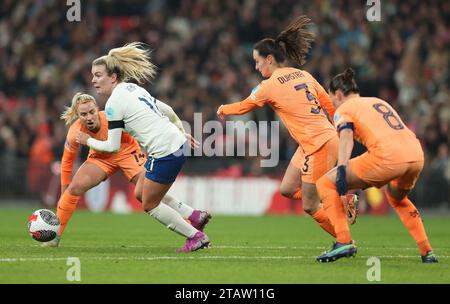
top-left (144, 147), bottom-right (187, 184)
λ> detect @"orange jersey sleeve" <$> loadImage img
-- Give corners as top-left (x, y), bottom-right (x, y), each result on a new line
top-left (223, 68), bottom-right (336, 155)
top-left (334, 97), bottom-right (423, 163)
top-left (60, 122), bottom-right (80, 186)
top-left (220, 82), bottom-right (268, 115)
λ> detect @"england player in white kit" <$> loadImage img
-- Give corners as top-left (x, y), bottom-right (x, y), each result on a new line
top-left (76, 42), bottom-right (210, 252)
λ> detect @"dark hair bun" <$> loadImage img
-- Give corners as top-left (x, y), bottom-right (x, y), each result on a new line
top-left (343, 68), bottom-right (355, 80)
top-left (329, 67), bottom-right (360, 96)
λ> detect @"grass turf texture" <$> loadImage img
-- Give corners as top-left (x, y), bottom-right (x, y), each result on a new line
top-left (0, 208), bottom-right (448, 283)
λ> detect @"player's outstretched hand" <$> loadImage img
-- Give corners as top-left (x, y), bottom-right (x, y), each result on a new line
top-left (217, 105), bottom-right (225, 120)
top-left (185, 133), bottom-right (200, 149)
top-left (76, 130), bottom-right (91, 145)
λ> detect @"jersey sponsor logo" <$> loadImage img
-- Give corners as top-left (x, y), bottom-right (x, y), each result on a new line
top-left (250, 85), bottom-right (260, 100)
top-left (333, 111), bottom-right (341, 127)
top-left (334, 111), bottom-right (347, 129)
top-left (409, 209), bottom-right (420, 218)
top-left (105, 107), bottom-right (114, 119)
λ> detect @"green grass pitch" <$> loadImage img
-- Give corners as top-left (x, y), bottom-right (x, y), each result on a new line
top-left (0, 207), bottom-right (449, 283)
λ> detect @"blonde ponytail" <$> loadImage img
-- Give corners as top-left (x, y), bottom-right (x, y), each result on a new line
top-left (92, 42), bottom-right (157, 84)
top-left (60, 93), bottom-right (97, 125)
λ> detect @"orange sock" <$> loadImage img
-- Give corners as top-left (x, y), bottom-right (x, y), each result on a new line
top-left (316, 177), bottom-right (352, 244)
top-left (385, 192), bottom-right (432, 256)
top-left (56, 191), bottom-right (80, 236)
top-left (292, 189), bottom-right (302, 200)
top-left (311, 207), bottom-right (336, 238)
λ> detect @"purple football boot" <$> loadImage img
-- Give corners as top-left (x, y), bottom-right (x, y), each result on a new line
top-left (176, 231), bottom-right (210, 252)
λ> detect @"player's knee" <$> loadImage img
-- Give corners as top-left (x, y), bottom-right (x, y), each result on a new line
top-left (279, 184), bottom-right (295, 198)
top-left (302, 203), bottom-right (318, 215)
top-left (134, 188), bottom-right (142, 203)
top-left (302, 197), bottom-right (320, 215)
top-left (301, 187), bottom-right (320, 215)
top-left (142, 199), bottom-right (159, 212)
top-left (67, 183), bottom-right (86, 196)
top-left (135, 192), bottom-right (142, 203)
top-left (386, 183), bottom-right (409, 202)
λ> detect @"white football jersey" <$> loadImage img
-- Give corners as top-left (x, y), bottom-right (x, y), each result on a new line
top-left (105, 82), bottom-right (186, 158)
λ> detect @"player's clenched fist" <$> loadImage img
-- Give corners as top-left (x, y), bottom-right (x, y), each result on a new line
top-left (76, 130), bottom-right (91, 145)
top-left (217, 105), bottom-right (225, 120)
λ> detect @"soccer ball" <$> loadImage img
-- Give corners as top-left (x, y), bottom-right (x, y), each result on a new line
top-left (27, 209), bottom-right (60, 242)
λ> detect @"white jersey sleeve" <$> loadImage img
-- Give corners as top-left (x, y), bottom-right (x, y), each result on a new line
top-left (105, 95), bottom-right (126, 122)
top-left (85, 91), bottom-right (125, 153)
top-left (155, 99), bottom-right (185, 133)
top-left (86, 128), bottom-right (122, 153)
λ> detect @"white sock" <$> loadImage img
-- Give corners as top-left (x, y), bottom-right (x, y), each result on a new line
top-left (148, 203), bottom-right (197, 238)
top-left (162, 194), bottom-right (194, 219)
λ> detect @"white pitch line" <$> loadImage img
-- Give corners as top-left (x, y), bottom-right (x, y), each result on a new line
top-left (0, 256), bottom-right (309, 262)
top-left (1, 255), bottom-right (448, 262)
top-left (29, 244), bottom-right (324, 250)
top-left (27, 244), bottom-right (450, 251)
top-left (213, 245), bottom-right (447, 251)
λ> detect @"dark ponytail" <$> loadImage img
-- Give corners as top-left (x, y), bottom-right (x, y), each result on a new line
top-left (329, 68), bottom-right (360, 96)
top-left (253, 15), bottom-right (315, 66)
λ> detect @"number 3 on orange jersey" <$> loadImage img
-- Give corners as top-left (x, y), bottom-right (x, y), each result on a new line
top-left (294, 83), bottom-right (322, 114)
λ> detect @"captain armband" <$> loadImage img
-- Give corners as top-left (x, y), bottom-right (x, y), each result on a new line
top-left (337, 122), bottom-right (354, 132)
top-left (108, 120), bottom-right (125, 129)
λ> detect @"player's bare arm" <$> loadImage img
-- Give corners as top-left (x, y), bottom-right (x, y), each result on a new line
top-left (335, 127), bottom-right (354, 197)
top-left (337, 128), bottom-right (354, 168)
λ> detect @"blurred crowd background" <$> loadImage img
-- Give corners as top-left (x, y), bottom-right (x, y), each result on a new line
top-left (0, 0), bottom-right (449, 207)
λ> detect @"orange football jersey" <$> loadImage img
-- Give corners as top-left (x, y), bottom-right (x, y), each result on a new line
top-left (334, 96), bottom-right (424, 163)
top-left (220, 67), bottom-right (337, 156)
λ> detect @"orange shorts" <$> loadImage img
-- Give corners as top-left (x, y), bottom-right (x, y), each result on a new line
top-left (349, 152), bottom-right (424, 190)
top-left (86, 149), bottom-right (146, 181)
top-left (291, 135), bottom-right (339, 184)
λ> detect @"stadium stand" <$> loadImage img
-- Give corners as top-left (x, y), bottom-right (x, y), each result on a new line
top-left (0, 0), bottom-right (448, 207)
